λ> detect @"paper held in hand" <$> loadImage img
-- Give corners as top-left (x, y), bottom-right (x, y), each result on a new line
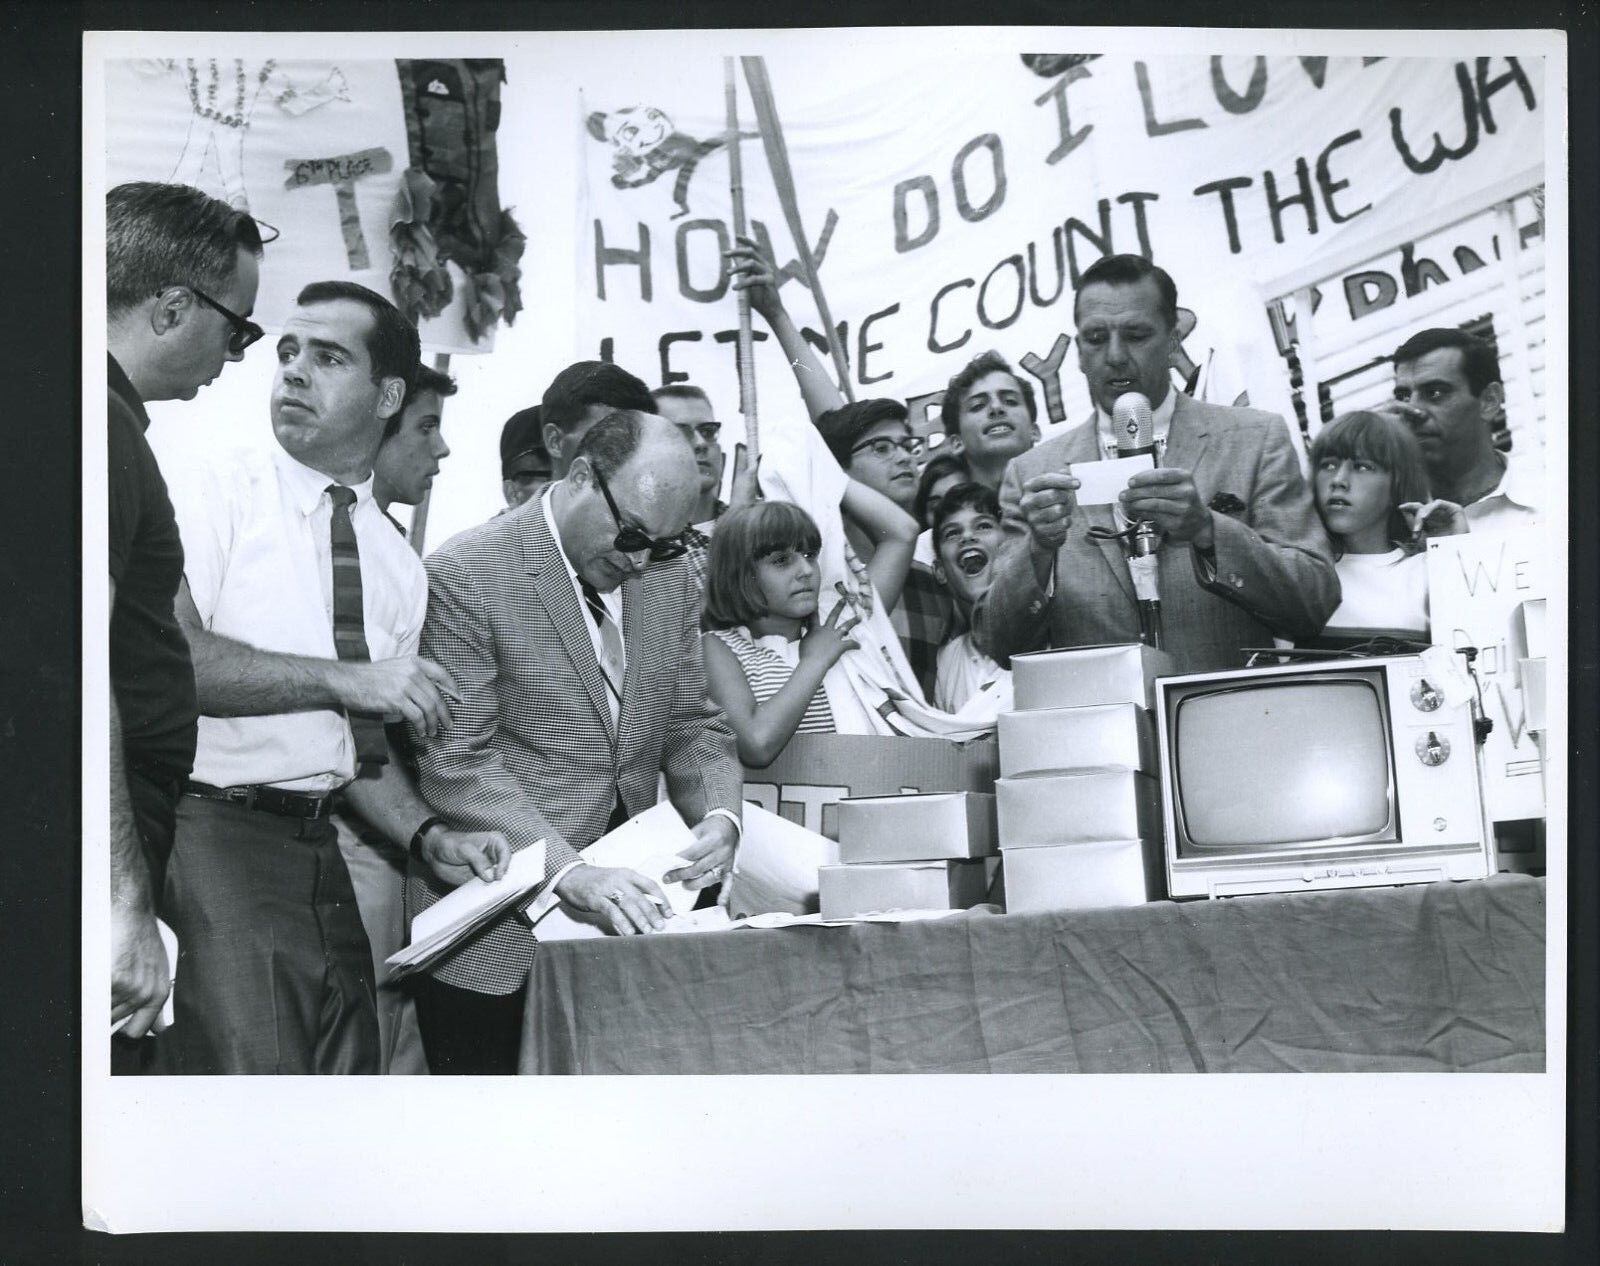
top-left (525, 800), bottom-right (702, 940)
top-left (1070, 453), bottom-right (1155, 506)
top-left (387, 842), bottom-right (547, 979)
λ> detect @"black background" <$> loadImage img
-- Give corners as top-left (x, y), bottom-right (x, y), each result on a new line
top-left (4, 2), bottom-right (1594, 1262)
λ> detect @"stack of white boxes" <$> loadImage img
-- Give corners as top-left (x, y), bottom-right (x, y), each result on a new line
top-left (995, 644), bottom-right (1173, 911)
top-left (817, 791), bottom-right (997, 921)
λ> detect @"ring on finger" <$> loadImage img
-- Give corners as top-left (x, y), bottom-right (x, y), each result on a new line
top-left (606, 889), bottom-right (626, 903)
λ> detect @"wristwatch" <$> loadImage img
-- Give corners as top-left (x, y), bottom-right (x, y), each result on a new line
top-left (409, 815), bottom-right (447, 862)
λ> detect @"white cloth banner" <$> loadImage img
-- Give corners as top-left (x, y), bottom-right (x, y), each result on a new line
top-left (576, 52), bottom-right (1544, 427)
top-left (103, 57), bottom-right (493, 352)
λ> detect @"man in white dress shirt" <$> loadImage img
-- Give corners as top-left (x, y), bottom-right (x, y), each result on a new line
top-left (162, 281), bottom-right (507, 1074)
top-left (1385, 328), bottom-right (1543, 533)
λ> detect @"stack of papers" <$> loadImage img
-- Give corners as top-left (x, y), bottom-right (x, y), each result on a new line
top-left (387, 842), bottom-right (546, 979)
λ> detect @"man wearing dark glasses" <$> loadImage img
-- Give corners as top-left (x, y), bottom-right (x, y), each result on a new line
top-left (650, 384), bottom-right (727, 526)
top-left (105, 181), bottom-right (263, 1062)
top-left (407, 409), bottom-right (742, 1074)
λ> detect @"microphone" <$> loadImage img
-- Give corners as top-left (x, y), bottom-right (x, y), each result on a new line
top-left (1110, 392), bottom-right (1163, 649)
top-left (1111, 391), bottom-right (1156, 461)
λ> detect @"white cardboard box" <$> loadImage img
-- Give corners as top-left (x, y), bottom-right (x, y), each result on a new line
top-left (997, 703), bottom-right (1155, 778)
top-left (836, 792), bottom-right (997, 863)
top-left (996, 769), bottom-right (1161, 846)
top-left (818, 860), bottom-right (989, 920)
top-left (1011, 642), bottom-right (1175, 712)
top-left (1001, 839), bottom-right (1161, 911)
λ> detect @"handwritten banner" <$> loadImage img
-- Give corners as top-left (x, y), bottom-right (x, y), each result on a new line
top-left (103, 57), bottom-right (493, 353)
top-left (577, 53), bottom-right (1544, 427)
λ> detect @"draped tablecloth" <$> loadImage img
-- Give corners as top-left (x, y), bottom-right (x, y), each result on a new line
top-left (519, 875), bottom-right (1545, 1074)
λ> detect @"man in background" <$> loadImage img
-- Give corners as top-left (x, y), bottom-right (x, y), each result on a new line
top-left (1385, 328), bottom-right (1541, 532)
top-left (105, 180), bottom-right (263, 1055)
top-left (499, 405), bottom-right (553, 510)
top-left (938, 350), bottom-right (1042, 492)
top-left (539, 359), bottom-right (657, 479)
top-left (371, 363), bottom-right (456, 528)
top-left (651, 383), bottom-right (727, 527)
top-left (332, 359), bottom-right (459, 1074)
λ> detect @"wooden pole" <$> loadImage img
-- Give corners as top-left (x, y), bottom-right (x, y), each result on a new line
top-left (741, 55), bottom-right (855, 404)
top-left (407, 350), bottom-right (450, 556)
top-left (725, 57), bottom-right (759, 461)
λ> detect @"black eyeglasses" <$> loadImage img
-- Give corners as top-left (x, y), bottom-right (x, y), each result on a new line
top-left (849, 435), bottom-right (924, 460)
top-left (591, 464), bottom-right (689, 562)
top-left (163, 284), bottom-right (265, 355)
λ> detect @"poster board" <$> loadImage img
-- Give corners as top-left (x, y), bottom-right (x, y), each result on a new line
top-left (1426, 527), bottom-right (1546, 823)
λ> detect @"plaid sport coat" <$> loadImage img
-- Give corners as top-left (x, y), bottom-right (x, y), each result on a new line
top-left (406, 497), bottom-right (742, 994)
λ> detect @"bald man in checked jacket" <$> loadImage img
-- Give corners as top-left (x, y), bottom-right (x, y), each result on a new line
top-left (405, 409), bottom-right (743, 1074)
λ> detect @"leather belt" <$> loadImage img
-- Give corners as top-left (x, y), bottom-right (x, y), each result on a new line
top-left (183, 780), bottom-right (335, 820)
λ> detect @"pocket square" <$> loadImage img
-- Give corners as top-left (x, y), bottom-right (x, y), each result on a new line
top-left (1208, 492), bottom-right (1246, 516)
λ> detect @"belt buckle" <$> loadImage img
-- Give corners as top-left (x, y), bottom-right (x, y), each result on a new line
top-left (305, 793), bottom-right (328, 819)
top-left (223, 785), bottom-right (255, 810)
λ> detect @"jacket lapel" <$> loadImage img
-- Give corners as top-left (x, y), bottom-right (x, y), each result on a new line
top-left (1063, 420), bottom-right (1136, 606)
top-left (520, 500), bottom-right (618, 747)
top-left (1162, 392), bottom-right (1212, 487)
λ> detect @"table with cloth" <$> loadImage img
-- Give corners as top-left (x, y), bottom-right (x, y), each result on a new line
top-left (519, 874), bottom-right (1544, 1074)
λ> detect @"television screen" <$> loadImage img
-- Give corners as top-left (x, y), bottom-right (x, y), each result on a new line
top-left (1174, 679), bottom-right (1394, 851)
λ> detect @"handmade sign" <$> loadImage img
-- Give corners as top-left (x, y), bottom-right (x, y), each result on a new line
top-left (1426, 528), bottom-right (1547, 823)
top-left (576, 52), bottom-right (1545, 427)
top-left (103, 56), bottom-right (523, 352)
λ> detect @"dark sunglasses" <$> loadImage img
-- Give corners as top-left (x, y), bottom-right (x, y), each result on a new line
top-left (591, 464), bottom-right (689, 562)
top-left (163, 284), bottom-right (265, 354)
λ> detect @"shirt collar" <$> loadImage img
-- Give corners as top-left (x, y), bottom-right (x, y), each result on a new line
top-left (1483, 453), bottom-right (1543, 513)
top-left (271, 444), bottom-right (376, 518)
top-left (1094, 388), bottom-right (1178, 458)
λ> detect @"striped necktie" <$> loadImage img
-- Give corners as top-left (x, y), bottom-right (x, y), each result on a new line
top-left (327, 485), bottom-right (389, 768)
top-left (578, 577), bottom-right (624, 705)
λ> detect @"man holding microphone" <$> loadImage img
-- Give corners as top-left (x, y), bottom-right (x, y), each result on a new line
top-left (973, 254), bottom-right (1338, 675)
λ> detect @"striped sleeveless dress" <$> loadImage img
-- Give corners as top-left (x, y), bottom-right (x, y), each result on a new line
top-left (710, 627), bottom-right (837, 735)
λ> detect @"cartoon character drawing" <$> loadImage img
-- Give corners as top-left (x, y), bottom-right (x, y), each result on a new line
top-left (135, 57), bottom-right (350, 211)
top-left (586, 104), bottom-right (755, 220)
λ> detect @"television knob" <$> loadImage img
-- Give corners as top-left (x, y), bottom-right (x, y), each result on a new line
top-left (1433, 817), bottom-right (1448, 832)
top-left (1410, 679), bottom-right (1443, 712)
top-left (1416, 731), bottom-right (1450, 766)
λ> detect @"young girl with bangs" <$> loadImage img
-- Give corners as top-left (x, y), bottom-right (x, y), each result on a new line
top-left (703, 489), bottom-right (916, 767)
top-left (1309, 409), bottom-right (1468, 646)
